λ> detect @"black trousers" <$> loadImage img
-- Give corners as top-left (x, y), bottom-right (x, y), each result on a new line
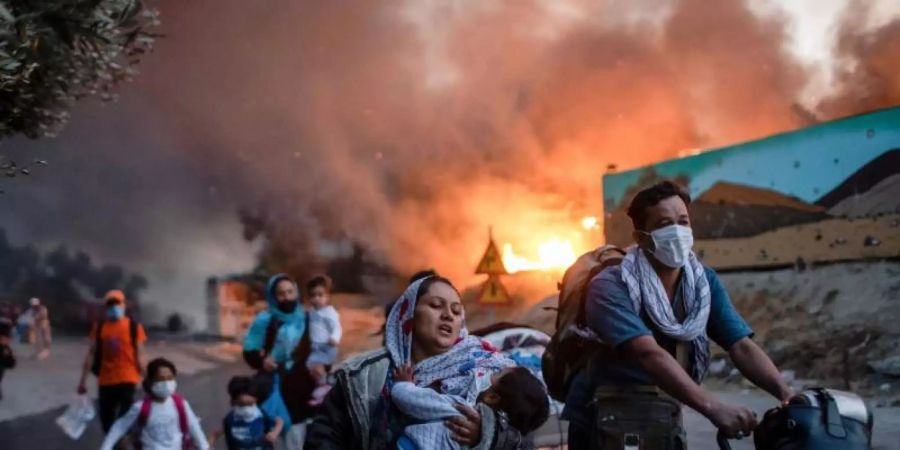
top-left (569, 422), bottom-right (591, 450)
top-left (98, 383), bottom-right (136, 432)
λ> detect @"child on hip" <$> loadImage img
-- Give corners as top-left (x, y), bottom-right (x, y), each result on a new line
top-left (305, 275), bottom-right (342, 405)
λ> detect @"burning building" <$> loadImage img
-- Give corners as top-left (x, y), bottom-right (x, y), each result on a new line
top-left (205, 274), bottom-right (267, 339)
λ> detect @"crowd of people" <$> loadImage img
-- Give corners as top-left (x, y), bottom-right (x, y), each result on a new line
top-left (65, 267), bottom-right (550, 450)
top-left (2, 180), bottom-right (797, 450)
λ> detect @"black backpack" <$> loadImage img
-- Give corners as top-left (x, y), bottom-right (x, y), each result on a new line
top-left (91, 318), bottom-right (140, 376)
top-left (541, 245), bottom-right (625, 402)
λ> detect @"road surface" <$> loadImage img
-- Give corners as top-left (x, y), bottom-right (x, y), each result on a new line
top-left (2, 362), bottom-right (898, 449)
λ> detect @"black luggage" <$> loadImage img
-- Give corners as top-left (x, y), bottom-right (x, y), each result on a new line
top-left (718, 388), bottom-right (873, 450)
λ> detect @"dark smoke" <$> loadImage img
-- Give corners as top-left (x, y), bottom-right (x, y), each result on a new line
top-left (0, 227), bottom-right (148, 332)
top-left (1, 1), bottom-right (898, 321)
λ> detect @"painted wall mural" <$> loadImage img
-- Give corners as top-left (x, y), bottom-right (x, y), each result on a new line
top-left (602, 107), bottom-right (900, 270)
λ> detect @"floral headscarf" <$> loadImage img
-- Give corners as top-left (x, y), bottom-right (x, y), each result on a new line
top-left (384, 277), bottom-right (513, 403)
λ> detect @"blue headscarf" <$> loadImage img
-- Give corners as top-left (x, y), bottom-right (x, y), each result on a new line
top-left (243, 274), bottom-right (307, 369)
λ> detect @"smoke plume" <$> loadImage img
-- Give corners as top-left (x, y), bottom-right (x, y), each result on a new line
top-left (2, 0), bottom-right (899, 319)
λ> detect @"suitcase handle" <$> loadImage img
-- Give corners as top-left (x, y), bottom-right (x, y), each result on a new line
top-left (717, 430), bottom-right (733, 450)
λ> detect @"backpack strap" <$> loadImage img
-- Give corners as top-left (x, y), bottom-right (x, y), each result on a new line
top-left (128, 318), bottom-right (140, 371)
top-left (262, 316), bottom-right (283, 357)
top-left (172, 393), bottom-right (195, 449)
top-left (172, 393), bottom-right (189, 434)
top-left (137, 396), bottom-right (153, 427)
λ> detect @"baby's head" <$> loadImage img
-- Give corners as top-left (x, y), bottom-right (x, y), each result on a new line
top-left (306, 275), bottom-right (333, 309)
top-left (479, 367), bottom-right (550, 434)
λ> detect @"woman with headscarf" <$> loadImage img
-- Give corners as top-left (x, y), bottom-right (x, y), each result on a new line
top-left (243, 274), bottom-right (316, 450)
top-left (305, 275), bottom-right (530, 450)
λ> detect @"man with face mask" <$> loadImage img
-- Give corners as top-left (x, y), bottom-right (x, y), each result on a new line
top-left (562, 181), bottom-right (792, 450)
top-left (76, 289), bottom-right (147, 441)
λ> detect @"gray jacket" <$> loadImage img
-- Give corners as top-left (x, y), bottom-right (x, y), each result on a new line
top-left (305, 348), bottom-right (528, 450)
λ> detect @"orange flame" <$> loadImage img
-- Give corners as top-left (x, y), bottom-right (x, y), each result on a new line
top-left (500, 216), bottom-right (600, 273)
top-left (502, 239), bottom-right (577, 273)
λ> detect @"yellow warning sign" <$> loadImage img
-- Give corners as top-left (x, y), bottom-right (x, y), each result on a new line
top-left (479, 275), bottom-right (511, 305)
top-left (475, 239), bottom-right (508, 275)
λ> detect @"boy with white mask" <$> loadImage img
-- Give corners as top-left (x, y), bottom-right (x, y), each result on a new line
top-left (101, 357), bottom-right (209, 450)
top-left (208, 375), bottom-right (283, 450)
top-left (561, 180), bottom-right (792, 450)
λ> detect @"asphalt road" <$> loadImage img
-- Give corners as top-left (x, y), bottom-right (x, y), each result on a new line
top-left (2, 364), bottom-right (898, 450)
top-left (0, 362), bottom-right (249, 450)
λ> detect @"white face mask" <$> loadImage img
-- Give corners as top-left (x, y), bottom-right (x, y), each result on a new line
top-left (646, 224), bottom-right (694, 268)
top-left (233, 405), bottom-right (262, 421)
top-left (151, 380), bottom-right (177, 399)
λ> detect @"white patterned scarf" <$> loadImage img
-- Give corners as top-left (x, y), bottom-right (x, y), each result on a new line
top-left (385, 277), bottom-right (514, 403)
top-left (620, 246), bottom-right (712, 383)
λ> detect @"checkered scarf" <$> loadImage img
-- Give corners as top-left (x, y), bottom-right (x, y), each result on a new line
top-left (620, 247), bottom-right (711, 383)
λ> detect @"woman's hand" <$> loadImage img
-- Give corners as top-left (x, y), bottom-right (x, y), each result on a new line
top-left (392, 364), bottom-right (414, 383)
top-left (265, 429), bottom-right (280, 443)
top-left (447, 403), bottom-right (482, 445)
top-left (262, 356), bottom-right (278, 372)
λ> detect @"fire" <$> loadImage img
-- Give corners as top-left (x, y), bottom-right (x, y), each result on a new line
top-left (502, 238), bottom-right (578, 273)
top-left (497, 216), bottom-right (601, 273)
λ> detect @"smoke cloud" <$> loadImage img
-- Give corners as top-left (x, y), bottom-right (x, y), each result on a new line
top-left (2, 0), bottom-right (898, 320)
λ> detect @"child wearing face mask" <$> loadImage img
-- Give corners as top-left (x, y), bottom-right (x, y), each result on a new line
top-left (100, 358), bottom-right (210, 450)
top-left (208, 376), bottom-right (283, 450)
top-left (305, 275), bottom-right (341, 406)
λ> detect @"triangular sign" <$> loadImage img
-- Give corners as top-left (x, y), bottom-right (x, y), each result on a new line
top-left (479, 275), bottom-right (511, 305)
top-left (475, 239), bottom-right (508, 275)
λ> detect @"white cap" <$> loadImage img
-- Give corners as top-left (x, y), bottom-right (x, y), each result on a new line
top-left (30, 297), bottom-right (40, 306)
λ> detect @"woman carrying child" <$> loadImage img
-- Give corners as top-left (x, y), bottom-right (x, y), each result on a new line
top-left (305, 275), bottom-right (540, 449)
top-left (242, 274), bottom-right (316, 449)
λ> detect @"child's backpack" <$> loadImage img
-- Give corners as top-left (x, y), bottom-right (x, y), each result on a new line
top-left (541, 244), bottom-right (625, 402)
top-left (132, 394), bottom-right (196, 450)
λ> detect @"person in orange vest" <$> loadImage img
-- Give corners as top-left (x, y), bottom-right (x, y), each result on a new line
top-left (76, 290), bottom-right (147, 439)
